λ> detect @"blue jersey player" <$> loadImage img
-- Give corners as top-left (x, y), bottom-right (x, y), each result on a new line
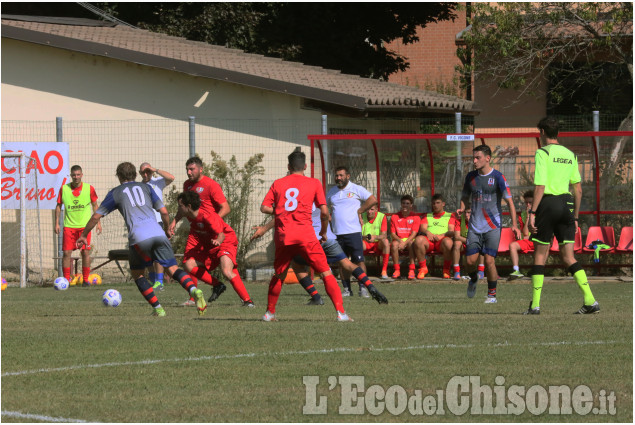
top-left (77, 162), bottom-right (206, 317)
top-left (458, 145), bottom-right (520, 303)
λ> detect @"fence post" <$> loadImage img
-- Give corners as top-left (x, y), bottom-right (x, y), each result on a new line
top-left (189, 116), bottom-right (196, 158)
top-left (455, 112), bottom-right (462, 207)
top-left (56, 117), bottom-right (63, 277)
top-left (321, 114), bottom-right (329, 186)
top-left (592, 110), bottom-right (600, 131)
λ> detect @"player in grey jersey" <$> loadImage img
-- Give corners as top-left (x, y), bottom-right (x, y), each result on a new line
top-left (77, 162), bottom-right (206, 317)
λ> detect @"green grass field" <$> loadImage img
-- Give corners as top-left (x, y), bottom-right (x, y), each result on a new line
top-left (1, 277), bottom-right (632, 422)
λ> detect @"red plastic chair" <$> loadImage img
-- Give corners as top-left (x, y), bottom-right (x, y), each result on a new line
top-left (550, 228), bottom-right (583, 254)
top-left (582, 226), bottom-right (616, 254)
top-left (615, 227), bottom-right (633, 253)
top-left (497, 228), bottom-right (517, 254)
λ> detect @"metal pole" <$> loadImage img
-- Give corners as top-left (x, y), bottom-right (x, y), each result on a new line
top-left (321, 115), bottom-right (329, 186)
top-left (56, 117), bottom-right (63, 277)
top-left (592, 111), bottom-right (601, 226)
top-left (455, 112), bottom-right (463, 208)
top-left (592, 110), bottom-right (600, 132)
top-left (189, 116), bottom-right (196, 158)
top-left (19, 154), bottom-right (27, 288)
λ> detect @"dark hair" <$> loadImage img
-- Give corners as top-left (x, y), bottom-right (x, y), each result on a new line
top-left (178, 191), bottom-right (201, 211)
top-left (537, 117), bottom-right (559, 139)
top-left (335, 166), bottom-right (349, 174)
top-left (70, 165), bottom-right (82, 173)
top-left (400, 194), bottom-right (414, 204)
top-left (186, 156), bottom-right (203, 167)
top-left (116, 162), bottom-right (137, 181)
top-left (288, 151), bottom-right (306, 171)
top-left (431, 193), bottom-right (445, 202)
top-left (473, 144), bottom-right (492, 157)
top-left (523, 190), bottom-right (534, 199)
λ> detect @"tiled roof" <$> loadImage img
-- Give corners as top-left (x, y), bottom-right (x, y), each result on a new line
top-left (2, 16), bottom-right (477, 114)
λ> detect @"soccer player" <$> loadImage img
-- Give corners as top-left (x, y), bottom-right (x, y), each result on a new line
top-left (260, 150), bottom-right (352, 321)
top-left (177, 191), bottom-right (254, 307)
top-left (54, 165), bottom-right (102, 286)
top-left (140, 162), bottom-right (175, 291)
top-left (76, 162), bottom-right (206, 317)
top-left (415, 193), bottom-right (456, 279)
top-left (458, 145), bottom-right (520, 303)
top-left (508, 190), bottom-right (534, 280)
top-left (525, 117), bottom-right (599, 315)
top-left (390, 195), bottom-right (422, 280)
top-left (326, 166), bottom-right (377, 297)
top-left (168, 156), bottom-right (230, 306)
top-left (361, 205), bottom-right (391, 280)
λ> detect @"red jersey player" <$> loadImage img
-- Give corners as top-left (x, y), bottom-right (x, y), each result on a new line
top-left (169, 156), bottom-right (231, 306)
top-left (260, 150), bottom-right (351, 322)
top-left (177, 191), bottom-right (254, 307)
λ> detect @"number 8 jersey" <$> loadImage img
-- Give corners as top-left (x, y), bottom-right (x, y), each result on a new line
top-left (97, 181), bottom-right (166, 245)
top-left (262, 174), bottom-right (327, 246)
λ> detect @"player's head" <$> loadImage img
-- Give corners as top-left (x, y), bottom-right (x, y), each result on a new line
top-left (537, 116), bottom-right (559, 143)
top-left (287, 150), bottom-right (306, 172)
top-left (431, 193), bottom-right (446, 214)
top-left (400, 194), bottom-right (414, 213)
top-left (334, 166), bottom-right (350, 188)
top-left (185, 156), bottom-right (204, 182)
top-left (116, 162), bottom-right (137, 183)
top-left (177, 191), bottom-right (201, 213)
top-left (472, 145), bottom-right (492, 172)
top-left (522, 190), bottom-right (534, 208)
top-left (367, 204), bottom-right (378, 219)
top-left (139, 162), bottom-right (153, 182)
top-left (69, 165), bottom-right (83, 186)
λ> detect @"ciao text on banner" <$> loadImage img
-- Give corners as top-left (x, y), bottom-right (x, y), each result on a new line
top-left (1, 142), bottom-right (70, 210)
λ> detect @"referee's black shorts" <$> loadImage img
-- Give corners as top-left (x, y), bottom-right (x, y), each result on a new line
top-left (530, 194), bottom-right (576, 246)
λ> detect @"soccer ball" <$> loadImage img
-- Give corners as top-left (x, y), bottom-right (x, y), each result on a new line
top-left (54, 277), bottom-right (70, 291)
top-left (1, 278), bottom-right (7, 291)
top-left (88, 273), bottom-right (102, 285)
top-left (102, 289), bottom-right (122, 307)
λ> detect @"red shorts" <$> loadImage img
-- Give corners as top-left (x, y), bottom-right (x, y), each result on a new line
top-left (185, 237), bottom-right (237, 270)
top-left (426, 236), bottom-right (448, 253)
top-left (63, 227), bottom-right (91, 251)
top-left (516, 239), bottom-right (535, 253)
top-left (208, 242), bottom-right (238, 270)
top-left (274, 240), bottom-right (329, 275)
top-left (363, 240), bottom-right (383, 255)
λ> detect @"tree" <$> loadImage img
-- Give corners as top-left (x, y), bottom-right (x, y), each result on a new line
top-left (457, 2), bottom-right (633, 197)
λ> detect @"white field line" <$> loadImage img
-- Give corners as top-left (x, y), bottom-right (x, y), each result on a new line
top-left (1, 410), bottom-right (91, 422)
top-left (1, 339), bottom-right (623, 378)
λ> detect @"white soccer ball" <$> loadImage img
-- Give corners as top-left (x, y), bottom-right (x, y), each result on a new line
top-left (53, 277), bottom-right (69, 291)
top-left (102, 289), bottom-right (122, 307)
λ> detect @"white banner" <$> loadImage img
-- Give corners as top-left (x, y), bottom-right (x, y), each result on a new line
top-left (1, 142), bottom-right (70, 209)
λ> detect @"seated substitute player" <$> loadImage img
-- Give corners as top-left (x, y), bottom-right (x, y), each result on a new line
top-left (251, 206), bottom-right (388, 305)
top-left (508, 190), bottom-right (534, 280)
top-left (390, 195), bottom-right (423, 280)
top-left (177, 191), bottom-right (254, 307)
top-left (361, 204), bottom-right (391, 280)
top-left (76, 162), bottom-right (206, 317)
top-left (415, 193), bottom-right (456, 279)
top-left (260, 150), bottom-right (351, 322)
top-left (450, 206), bottom-right (485, 281)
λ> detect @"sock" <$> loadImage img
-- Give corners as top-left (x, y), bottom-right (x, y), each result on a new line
top-left (155, 273), bottom-right (164, 284)
top-left (418, 260), bottom-right (427, 271)
top-left (229, 270), bottom-right (251, 302)
top-left (453, 264), bottom-right (460, 273)
top-left (381, 254), bottom-right (390, 273)
top-left (342, 278), bottom-right (351, 291)
top-left (513, 265), bottom-right (519, 271)
top-left (393, 264), bottom-right (400, 275)
top-left (63, 267), bottom-right (71, 281)
top-left (351, 267), bottom-right (371, 288)
top-left (530, 265), bottom-right (545, 309)
top-left (409, 264), bottom-right (416, 274)
top-left (135, 276), bottom-right (160, 307)
top-left (190, 266), bottom-right (213, 285)
top-left (569, 262), bottom-right (595, 306)
top-left (267, 275), bottom-right (282, 314)
top-left (487, 280), bottom-right (497, 298)
top-left (149, 272), bottom-right (156, 283)
top-left (172, 269), bottom-right (197, 294)
top-left (443, 260), bottom-right (451, 275)
top-left (478, 264), bottom-right (485, 273)
top-left (82, 266), bottom-right (90, 283)
top-left (322, 274), bottom-right (344, 313)
top-left (299, 275), bottom-right (320, 298)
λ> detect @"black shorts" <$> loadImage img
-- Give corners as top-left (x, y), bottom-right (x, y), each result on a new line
top-left (336, 232), bottom-right (365, 264)
top-left (531, 194), bottom-right (575, 246)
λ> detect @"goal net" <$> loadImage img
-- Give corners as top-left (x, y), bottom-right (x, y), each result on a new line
top-left (1, 152), bottom-right (44, 287)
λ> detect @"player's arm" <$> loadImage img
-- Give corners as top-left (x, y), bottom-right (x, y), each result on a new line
top-left (571, 182), bottom-right (582, 231)
top-left (319, 204), bottom-right (330, 241)
top-left (54, 203), bottom-right (62, 234)
top-left (155, 168), bottom-right (175, 185)
top-left (504, 197), bottom-right (520, 239)
top-left (217, 201), bottom-right (230, 218)
top-left (91, 200), bottom-right (103, 235)
top-left (357, 194), bottom-right (377, 215)
top-left (251, 219), bottom-right (275, 240)
top-left (212, 231), bottom-right (226, 247)
top-left (77, 212), bottom-right (104, 248)
top-left (446, 220), bottom-right (456, 238)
